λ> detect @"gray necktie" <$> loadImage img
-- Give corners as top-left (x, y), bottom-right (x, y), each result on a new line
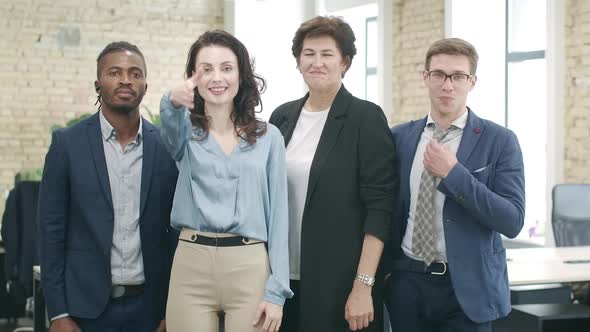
top-left (412, 124), bottom-right (458, 266)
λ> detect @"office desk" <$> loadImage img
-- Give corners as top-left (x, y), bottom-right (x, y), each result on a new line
top-left (495, 247), bottom-right (590, 331)
top-left (494, 303), bottom-right (590, 332)
top-left (507, 246), bottom-right (590, 285)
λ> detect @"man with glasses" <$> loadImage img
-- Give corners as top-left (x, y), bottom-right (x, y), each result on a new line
top-left (384, 38), bottom-right (525, 331)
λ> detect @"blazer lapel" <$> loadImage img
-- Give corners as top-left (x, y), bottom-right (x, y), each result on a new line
top-left (456, 108), bottom-right (484, 165)
top-left (87, 113), bottom-right (113, 210)
top-left (304, 85), bottom-right (351, 209)
top-left (139, 118), bottom-right (155, 218)
top-left (400, 118), bottom-right (427, 207)
top-left (279, 95), bottom-right (308, 146)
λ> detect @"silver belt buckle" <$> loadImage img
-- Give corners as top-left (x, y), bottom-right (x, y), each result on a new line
top-left (111, 285), bottom-right (125, 298)
top-left (430, 261), bottom-right (447, 275)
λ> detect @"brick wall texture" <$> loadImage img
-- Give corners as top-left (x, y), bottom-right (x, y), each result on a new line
top-left (564, 0), bottom-right (590, 183)
top-left (387, 0), bottom-right (589, 186)
top-left (0, 0), bottom-right (224, 215)
top-left (0, 0), bottom-right (587, 217)
top-left (387, 0), bottom-right (444, 125)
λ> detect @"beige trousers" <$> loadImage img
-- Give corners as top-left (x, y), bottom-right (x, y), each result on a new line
top-left (166, 229), bottom-right (270, 332)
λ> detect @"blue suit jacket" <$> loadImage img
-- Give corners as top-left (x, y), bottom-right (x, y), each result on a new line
top-left (38, 112), bottom-right (178, 320)
top-left (390, 109), bottom-right (525, 323)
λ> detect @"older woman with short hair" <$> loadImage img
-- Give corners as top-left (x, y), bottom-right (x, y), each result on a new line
top-left (269, 16), bottom-right (399, 332)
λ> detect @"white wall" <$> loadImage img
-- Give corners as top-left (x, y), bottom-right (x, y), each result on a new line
top-left (324, 0), bottom-right (375, 12)
top-left (231, 0), bottom-right (380, 119)
top-left (233, 0), bottom-right (307, 120)
top-left (325, 3), bottom-right (379, 103)
top-left (447, 0), bottom-right (506, 126)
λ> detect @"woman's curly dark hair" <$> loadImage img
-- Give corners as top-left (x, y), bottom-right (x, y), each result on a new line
top-left (184, 30), bottom-right (266, 145)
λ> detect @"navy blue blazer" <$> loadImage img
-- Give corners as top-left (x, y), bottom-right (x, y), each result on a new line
top-left (38, 112), bottom-right (178, 320)
top-left (390, 109), bottom-right (525, 323)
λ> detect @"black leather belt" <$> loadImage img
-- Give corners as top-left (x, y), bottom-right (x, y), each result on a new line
top-left (111, 284), bottom-right (144, 298)
top-left (180, 234), bottom-right (260, 247)
top-left (392, 256), bottom-right (449, 276)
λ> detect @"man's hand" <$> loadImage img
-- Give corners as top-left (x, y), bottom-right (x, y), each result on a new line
top-left (50, 317), bottom-right (81, 332)
top-left (169, 71), bottom-right (201, 109)
top-left (252, 301), bottom-right (283, 332)
top-left (156, 319), bottom-right (166, 332)
top-left (423, 140), bottom-right (458, 178)
top-left (345, 281), bottom-right (374, 331)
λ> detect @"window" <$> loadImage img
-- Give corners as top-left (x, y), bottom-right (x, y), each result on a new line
top-left (450, 0), bottom-right (548, 242)
top-left (506, 0), bottom-right (547, 240)
top-left (365, 16), bottom-right (378, 103)
top-left (323, 2), bottom-right (378, 104)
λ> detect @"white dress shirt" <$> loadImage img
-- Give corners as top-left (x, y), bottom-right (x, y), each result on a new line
top-left (402, 111), bottom-right (468, 262)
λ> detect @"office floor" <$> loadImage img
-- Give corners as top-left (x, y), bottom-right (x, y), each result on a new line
top-left (0, 318), bottom-right (33, 332)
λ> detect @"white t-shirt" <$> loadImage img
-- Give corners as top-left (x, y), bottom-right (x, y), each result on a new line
top-left (285, 106), bottom-right (330, 280)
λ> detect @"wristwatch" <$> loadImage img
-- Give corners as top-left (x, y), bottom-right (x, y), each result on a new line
top-left (355, 272), bottom-right (375, 287)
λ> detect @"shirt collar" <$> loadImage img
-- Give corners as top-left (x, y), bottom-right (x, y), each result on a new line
top-left (99, 111), bottom-right (143, 143)
top-left (426, 108), bottom-right (469, 130)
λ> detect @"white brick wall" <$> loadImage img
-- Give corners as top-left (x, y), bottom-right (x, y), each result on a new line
top-left (564, 0), bottom-right (590, 182)
top-left (1, 0), bottom-right (587, 218)
top-left (387, 0), bottom-right (444, 125)
top-left (0, 0), bottom-right (224, 215)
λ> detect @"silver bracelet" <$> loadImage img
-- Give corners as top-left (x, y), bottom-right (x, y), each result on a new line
top-left (355, 272), bottom-right (375, 287)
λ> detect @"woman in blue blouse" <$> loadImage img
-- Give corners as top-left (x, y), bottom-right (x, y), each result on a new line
top-left (160, 30), bottom-right (292, 332)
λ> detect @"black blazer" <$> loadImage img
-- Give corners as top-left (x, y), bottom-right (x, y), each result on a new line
top-left (269, 85), bottom-right (399, 332)
top-left (2, 181), bottom-right (39, 293)
top-left (38, 113), bottom-right (178, 321)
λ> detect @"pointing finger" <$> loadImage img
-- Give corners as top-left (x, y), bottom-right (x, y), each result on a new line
top-left (188, 69), bottom-right (202, 85)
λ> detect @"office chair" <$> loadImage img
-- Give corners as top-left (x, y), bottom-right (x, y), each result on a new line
top-left (552, 184), bottom-right (590, 247)
top-left (505, 184), bottom-right (590, 305)
top-left (1, 179), bottom-right (40, 332)
top-left (551, 183), bottom-right (590, 304)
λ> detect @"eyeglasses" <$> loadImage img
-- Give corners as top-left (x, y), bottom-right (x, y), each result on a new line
top-left (425, 70), bottom-right (473, 86)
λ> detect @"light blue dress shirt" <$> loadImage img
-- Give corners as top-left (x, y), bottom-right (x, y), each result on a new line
top-left (99, 112), bottom-right (145, 286)
top-left (160, 92), bottom-right (293, 305)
